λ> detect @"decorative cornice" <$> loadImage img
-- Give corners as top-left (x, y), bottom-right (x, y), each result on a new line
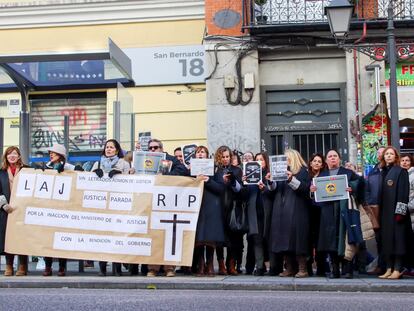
top-left (0, 0), bottom-right (204, 29)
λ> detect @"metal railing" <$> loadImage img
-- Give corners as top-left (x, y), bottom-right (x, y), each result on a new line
top-left (248, 0), bottom-right (414, 26)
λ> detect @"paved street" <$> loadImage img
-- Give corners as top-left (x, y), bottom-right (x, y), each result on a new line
top-left (0, 289), bottom-right (412, 311)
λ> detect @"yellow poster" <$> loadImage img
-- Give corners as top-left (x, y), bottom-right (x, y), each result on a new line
top-left (5, 168), bottom-right (203, 266)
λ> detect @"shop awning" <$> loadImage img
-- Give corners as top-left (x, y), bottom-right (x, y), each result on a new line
top-left (0, 38), bottom-right (133, 91)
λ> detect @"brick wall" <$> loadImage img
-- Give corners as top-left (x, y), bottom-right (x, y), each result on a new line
top-left (205, 0), bottom-right (245, 36)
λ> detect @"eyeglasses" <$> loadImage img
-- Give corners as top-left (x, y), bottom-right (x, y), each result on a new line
top-left (149, 145), bottom-right (160, 151)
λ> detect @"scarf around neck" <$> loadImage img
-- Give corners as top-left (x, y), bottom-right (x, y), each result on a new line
top-left (100, 155), bottom-right (119, 172)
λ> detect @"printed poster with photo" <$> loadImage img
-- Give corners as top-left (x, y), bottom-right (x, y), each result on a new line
top-left (132, 151), bottom-right (166, 175)
top-left (182, 143), bottom-right (198, 166)
top-left (243, 161), bottom-right (262, 185)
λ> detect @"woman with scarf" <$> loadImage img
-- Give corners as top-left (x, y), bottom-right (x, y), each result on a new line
top-left (43, 144), bottom-right (74, 276)
top-left (91, 139), bottom-right (131, 276)
top-left (0, 146), bottom-right (29, 276)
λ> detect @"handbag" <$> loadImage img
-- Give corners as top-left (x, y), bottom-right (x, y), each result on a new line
top-left (342, 195), bottom-right (364, 245)
top-left (364, 204), bottom-right (380, 230)
top-left (228, 200), bottom-right (249, 233)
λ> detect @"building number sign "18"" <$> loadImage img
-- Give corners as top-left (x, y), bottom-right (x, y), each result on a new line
top-left (178, 58), bottom-right (204, 77)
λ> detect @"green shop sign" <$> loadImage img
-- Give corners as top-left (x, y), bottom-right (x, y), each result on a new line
top-left (385, 63), bottom-right (414, 86)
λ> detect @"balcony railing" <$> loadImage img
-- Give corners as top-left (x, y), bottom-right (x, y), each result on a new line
top-left (247, 0), bottom-right (414, 26)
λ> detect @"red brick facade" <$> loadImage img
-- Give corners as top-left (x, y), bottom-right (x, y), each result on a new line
top-left (205, 0), bottom-right (245, 36)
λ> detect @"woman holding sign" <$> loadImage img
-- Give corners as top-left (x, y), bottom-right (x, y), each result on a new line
top-left (91, 139), bottom-right (131, 277)
top-left (311, 149), bottom-right (363, 279)
top-left (43, 144), bottom-right (75, 277)
top-left (377, 146), bottom-right (411, 279)
top-left (213, 146), bottom-right (244, 276)
top-left (0, 146), bottom-right (29, 276)
top-left (193, 146), bottom-right (226, 276)
top-left (268, 149), bottom-right (310, 278)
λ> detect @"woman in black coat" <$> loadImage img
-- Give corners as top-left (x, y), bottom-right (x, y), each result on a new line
top-left (213, 145), bottom-right (244, 275)
top-left (307, 153), bottom-right (327, 276)
top-left (244, 152), bottom-right (271, 276)
top-left (311, 149), bottom-right (363, 278)
top-left (378, 146), bottom-right (411, 279)
top-left (193, 146), bottom-right (226, 276)
top-left (0, 146), bottom-right (29, 276)
top-left (268, 149), bottom-right (311, 277)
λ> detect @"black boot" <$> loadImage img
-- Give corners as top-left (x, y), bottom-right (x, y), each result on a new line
top-left (99, 261), bottom-right (107, 276)
top-left (329, 256), bottom-right (340, 279)
top-left (343, 260), bottom-right (353, 279)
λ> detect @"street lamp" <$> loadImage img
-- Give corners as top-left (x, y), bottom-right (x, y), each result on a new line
top-left (324, 0), bottom-right (354, 40)
top-left (325, 0), bottom-right (401, 151)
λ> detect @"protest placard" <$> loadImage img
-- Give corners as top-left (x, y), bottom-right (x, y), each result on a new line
top-left (132, 151), bottom-right (165, 175)
top-left (313, 174), bottom-right (350, 203)
top-left (269, 155), bottom-right (288, 181)
top-left (182, 143), bottom-right (198, 166)
top-left (243, 161), bottom-right (262, 184)
top-left (5, 169), bottom-right (204, 266)
top-left (138, 131), bottom-right (151, 151)
top-left (190, 158), bottom-right (214, 176)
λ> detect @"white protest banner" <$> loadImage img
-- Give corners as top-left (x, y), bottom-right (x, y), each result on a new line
top-left (5, 168), bottom-right (204, 266)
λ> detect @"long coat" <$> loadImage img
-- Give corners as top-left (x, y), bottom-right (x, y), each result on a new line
top-left (195, 176), bottom-right (226, 243)
top-left (270, 167), bottom-right (311, 255)
top-left (380, 165), bottom-right (411, 257)
top-left (247, 169), bottom-right (272, 239)
top-left (0, 169), bottom-right (11, 253)
top-left (316, 166), bottom-right (363, 256)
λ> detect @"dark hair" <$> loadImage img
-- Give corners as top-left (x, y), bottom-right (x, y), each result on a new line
top-left (255, 152), bottom-right (269, 171)
top-left (308, 153), bottom-right (326, 178)
top-left (174, 147), bottom-right (182, 153)
top-left (148, 139), bottom-right (163, 150)
top-left (195, 146), bottom-right (209, 158)
top-left (325, 149), bottom-right (341, 159)
top-left (102, 139), bottom-right (124, 158)
top-left (232, 149), bottom-right (241, 167)
top-left (380, 146), bottom-right (400, 168)
top-left (400, 153), bottom-right (413, 167)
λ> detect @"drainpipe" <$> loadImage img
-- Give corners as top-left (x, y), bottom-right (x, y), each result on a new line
top-left (352, 23), bottom-right (366, 172)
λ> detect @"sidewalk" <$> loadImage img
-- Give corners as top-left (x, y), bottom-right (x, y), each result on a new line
top-left (0, 261), bottom-right (413, 292)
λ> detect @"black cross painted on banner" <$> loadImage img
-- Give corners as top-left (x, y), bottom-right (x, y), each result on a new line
top-left (160, 214), bottom-right (191, 255)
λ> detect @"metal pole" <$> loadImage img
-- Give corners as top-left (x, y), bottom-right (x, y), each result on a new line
top-left (19, 111), bottom-right (30, 165)
top-left (0, 117), bottom-right (4, 160)
top-left (387, 4), bottom-right (400, 151)
top-left (113, 100), bottom-right (120, 142)
top-left (64, 115), bottom-right (70, 160)
top-left (130, 113), bottom-right (135, 152)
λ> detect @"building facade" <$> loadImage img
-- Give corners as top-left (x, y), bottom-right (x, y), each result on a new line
top-left (0, 0), bottom-right (206, 163)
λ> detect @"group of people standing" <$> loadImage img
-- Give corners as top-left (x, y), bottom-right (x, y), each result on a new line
top-left (0, 140), bottom-right (413, 280)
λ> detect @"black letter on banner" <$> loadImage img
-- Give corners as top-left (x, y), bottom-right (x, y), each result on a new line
top-left (58, 183), bottom-right (65, 195)
top-left (39, 181), bottom-right (48, 192)
top-left (157, 194), bottom-right (166, 207)
top-left (188, 195), bottom-right (196, 207)
top-left (24, 180), bottom-right (31, 190)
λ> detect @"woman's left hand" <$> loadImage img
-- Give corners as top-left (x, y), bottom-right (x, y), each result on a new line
top-left (286, 171), bottom-right (293, 182)
top-left (128, 168), bottom-right (136, 174)
top-left (346, 187), bottom-right (352, 192)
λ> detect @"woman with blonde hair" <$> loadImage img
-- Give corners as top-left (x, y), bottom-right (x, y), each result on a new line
top-left (0, 146), bottom-right (29, 276)
top-left (268, 149), bottom-right (310, 277)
